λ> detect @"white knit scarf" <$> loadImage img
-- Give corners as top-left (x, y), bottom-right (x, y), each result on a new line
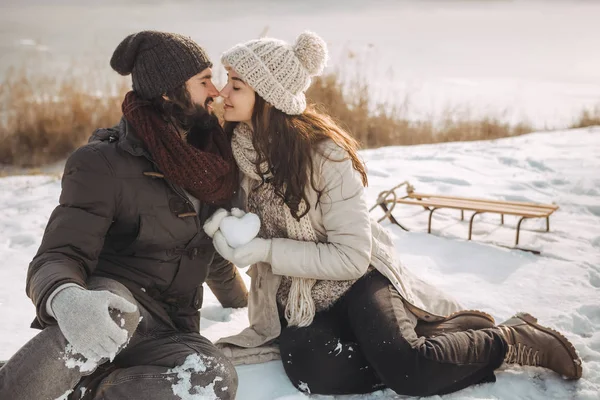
top-left (231, 122), bottom-right (318, 327)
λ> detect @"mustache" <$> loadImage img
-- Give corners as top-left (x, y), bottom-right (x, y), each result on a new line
top-left (204, 97), bottom-right (214, 109)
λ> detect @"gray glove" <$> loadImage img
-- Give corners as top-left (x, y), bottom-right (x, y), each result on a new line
top-left (50, 286), bottom-right (138, 361)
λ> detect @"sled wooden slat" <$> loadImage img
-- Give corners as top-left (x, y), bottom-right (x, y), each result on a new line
top-left (396, 197), bottom-right (551, 218)
top-left (409, 192), bottom-right (558, 211)
top-left (374, 184), bottom-right (558, 246)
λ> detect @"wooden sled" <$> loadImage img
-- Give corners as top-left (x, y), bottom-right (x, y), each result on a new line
top-left (370, 181), bottom-right (558, 253)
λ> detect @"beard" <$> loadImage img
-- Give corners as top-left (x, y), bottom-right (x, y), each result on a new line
top-left (185, 98), bottom-right (225, 151)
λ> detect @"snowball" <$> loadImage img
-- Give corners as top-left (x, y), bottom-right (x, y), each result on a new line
top-left (219, 212), bottom-right (261, 248)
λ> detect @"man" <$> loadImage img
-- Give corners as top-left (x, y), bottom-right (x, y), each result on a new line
top-left (0, 31), bottom-right (247, 400)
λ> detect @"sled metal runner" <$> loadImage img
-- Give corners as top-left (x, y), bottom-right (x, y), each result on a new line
top-left (370, 182), bottom-right (558, 253)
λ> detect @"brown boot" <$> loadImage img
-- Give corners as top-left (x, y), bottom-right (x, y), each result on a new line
top-left (415, 310), bottom-right (496, 337)
top-left (498, 313), bottom-right (582, 380)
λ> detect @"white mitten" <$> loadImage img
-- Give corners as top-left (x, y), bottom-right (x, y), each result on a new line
top-left (213, 231), bottom-right (272, 267)
top-left (230, 208), bottom-right (246, 218)
top-left (203, 208), bottom-right (230, 238)
top-left (219, 211), bottom-right (261, 248)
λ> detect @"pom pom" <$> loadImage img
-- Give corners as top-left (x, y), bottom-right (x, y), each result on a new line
top-left (293, 31), bottom-right (328, 76)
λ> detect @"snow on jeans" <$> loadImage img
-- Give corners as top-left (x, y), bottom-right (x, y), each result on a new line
top-left (0, 277), bottom-right (238, 400)
top-left (278, 270), bottom-right (508, 397)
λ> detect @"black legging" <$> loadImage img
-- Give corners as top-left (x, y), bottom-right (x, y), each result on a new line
top-left (278, 270), bottom-right (507, 397)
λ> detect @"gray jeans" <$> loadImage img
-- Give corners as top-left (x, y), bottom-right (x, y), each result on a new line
top-left (0, 277), bottom-right (238, 400)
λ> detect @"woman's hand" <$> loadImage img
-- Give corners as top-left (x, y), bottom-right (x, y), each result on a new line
top-left (203, 208), bottom-right (248, 238)
top-left (203, 208), bottom-right (230, 238)
top-left (213, 231), bottom-right (272, 267)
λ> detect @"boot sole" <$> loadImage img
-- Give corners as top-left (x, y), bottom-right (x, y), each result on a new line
top-left (515, 312), bottom-right (583, 380)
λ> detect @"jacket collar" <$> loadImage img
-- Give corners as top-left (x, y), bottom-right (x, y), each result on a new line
top-left (89, 117), bottom-right (152, 159)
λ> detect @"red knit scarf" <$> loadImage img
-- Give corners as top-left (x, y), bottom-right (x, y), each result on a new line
top-left (122, 91), bottom-right (236, 205)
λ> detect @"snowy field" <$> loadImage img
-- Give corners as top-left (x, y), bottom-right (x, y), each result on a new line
top-left (1, 128), bottom-right (599, 399)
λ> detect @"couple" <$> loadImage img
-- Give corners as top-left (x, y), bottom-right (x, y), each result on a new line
top-left (0, 30), bottom-right (582, 399)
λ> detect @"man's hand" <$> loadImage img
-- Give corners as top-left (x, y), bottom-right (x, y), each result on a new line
top-left (50, 287), bottom-right (138, 361)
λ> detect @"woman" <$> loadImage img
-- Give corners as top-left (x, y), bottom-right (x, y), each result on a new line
top-left (205, 32), bottom-right (582, 396)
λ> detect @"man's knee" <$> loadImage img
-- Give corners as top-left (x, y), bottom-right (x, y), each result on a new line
top-left (87, 276), bottom-right (136, 306)
top-left (214, 356), bottom-right (238, 400)
top-left (174, 353), bottom-right (238, 400)
top-left (88, 277), bottom-right (140, 339)
top-left (91, 354), bottom-right (238, 400)
top-left (208, 352), bottom-right (238, 399)
top-left (108, 307), bottom-right (140, 341)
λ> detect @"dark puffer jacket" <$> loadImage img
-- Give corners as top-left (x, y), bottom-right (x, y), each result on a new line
top-left (26, 118), bottom-right (248, 333)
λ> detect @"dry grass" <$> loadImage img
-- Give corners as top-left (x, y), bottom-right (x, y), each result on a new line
top-left (571, 106), bottom-right (600, 129)
top-left (0, 66), bottom-right (596, 168)
top-left (0, 69), bottom-right (127, 167)
top-left (306, 73), bottom-right (534, 148)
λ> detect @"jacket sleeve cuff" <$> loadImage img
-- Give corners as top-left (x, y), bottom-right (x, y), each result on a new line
top-left (45, 283), bottom-right (85, 318)
top-left (27, 260), bottom-right (87, 327)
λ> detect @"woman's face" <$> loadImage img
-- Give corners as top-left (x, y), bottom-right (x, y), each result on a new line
top-left (220, 66), bottom-right (255, 125)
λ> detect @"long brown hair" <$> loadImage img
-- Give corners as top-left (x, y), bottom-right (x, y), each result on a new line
top-left (226, 94), bottom-right (368, 220)
top-left (149, 84), bottom-right (197, 131)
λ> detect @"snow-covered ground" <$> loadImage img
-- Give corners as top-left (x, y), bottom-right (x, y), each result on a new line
top-left (1, 128), bottom-right (599, 399)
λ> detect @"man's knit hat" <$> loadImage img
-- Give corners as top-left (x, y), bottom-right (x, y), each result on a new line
top-left (110, 31), bottom-right (212, 100)
top-left (221, 31), bottom-right (328, 115)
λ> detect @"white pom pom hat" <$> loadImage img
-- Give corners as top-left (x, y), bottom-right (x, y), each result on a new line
top-left (221, 31), bottom-right (328, 115)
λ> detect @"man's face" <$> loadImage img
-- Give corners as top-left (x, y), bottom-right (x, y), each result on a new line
top-left (185, 68), bottom-right (219, 112)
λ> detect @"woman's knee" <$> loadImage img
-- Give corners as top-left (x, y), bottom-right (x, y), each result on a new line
top-left (280, 327), bottom-right (374, 395)
top-left (376, 355), bottom-right (438, 397)
top-left (279, 326), bottom-right (331, 372)
top-left (364, 341), bottom-right (435, 396)
top-left (279, 328), bottom-right (331, 392)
